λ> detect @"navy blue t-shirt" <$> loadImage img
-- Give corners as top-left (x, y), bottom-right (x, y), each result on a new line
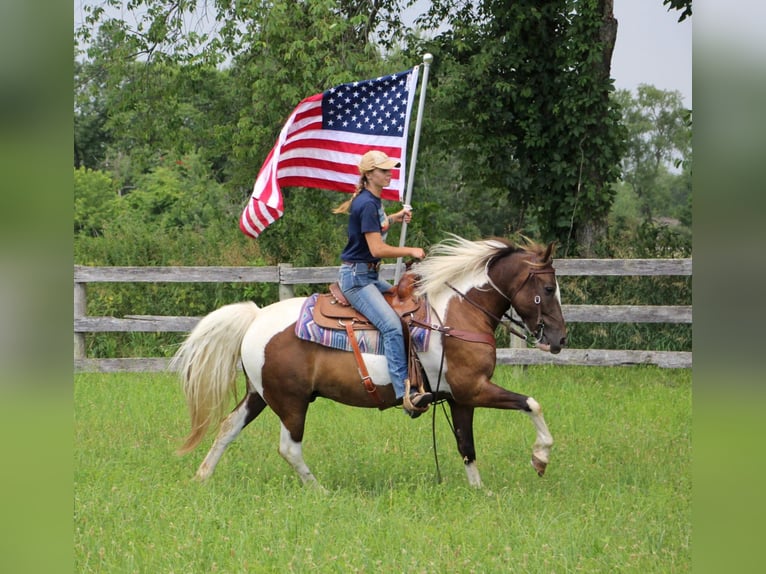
top-left (340, 189), bottom-right (389, 263)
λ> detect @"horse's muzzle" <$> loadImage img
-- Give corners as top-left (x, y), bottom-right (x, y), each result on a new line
top-left (535, 334), bottom-right (566, 354)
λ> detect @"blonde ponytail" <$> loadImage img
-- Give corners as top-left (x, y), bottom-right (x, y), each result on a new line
top-left (332, 174), bottom-right (368, 214)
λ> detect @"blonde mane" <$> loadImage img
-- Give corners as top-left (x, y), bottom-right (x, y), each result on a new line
top-left (413, 234), bottom-right (537, 301)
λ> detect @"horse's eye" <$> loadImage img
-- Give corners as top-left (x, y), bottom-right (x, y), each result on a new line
top-left (544, 285), bottom-right (555, 295)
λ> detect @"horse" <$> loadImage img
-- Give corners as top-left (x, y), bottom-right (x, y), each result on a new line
top-left (170, 234), bottom-right (567, 488)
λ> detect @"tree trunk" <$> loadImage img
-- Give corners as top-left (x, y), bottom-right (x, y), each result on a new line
top-left (599, 0), bottom-right (618, 75)
top-left (575, 218), bottom-right (607, 257)
top-left (576, 0), bottom-right (618, 257)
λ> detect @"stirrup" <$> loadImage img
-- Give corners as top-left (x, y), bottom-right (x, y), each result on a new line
top-left (402, 379), bottom-right (431, 415)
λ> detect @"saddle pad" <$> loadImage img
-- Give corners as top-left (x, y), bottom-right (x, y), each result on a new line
top-left (295, 293), bottom-right (431, 355)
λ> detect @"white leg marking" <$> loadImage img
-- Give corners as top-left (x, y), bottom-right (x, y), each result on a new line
top-left (278, 424), bottom-right (320, 487)
top-left (195, 403), bottom-right (249, 481)
top-left (464, 461), bottom-right (483, 488)
top-left (526, 397), bottom-right (554, 464)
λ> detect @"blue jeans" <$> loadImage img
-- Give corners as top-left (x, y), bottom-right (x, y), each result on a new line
top-left (338, 263), bottom-right (408, 399)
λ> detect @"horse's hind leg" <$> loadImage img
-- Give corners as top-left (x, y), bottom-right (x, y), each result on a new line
top-left (449, 403), bottom-right (483, 488)
top-left (273, 399), bottom-right (325, 489)
top-left (195, 389), bottom-right (267, 481)
top-left (278, 423), bottom-right (322, 488)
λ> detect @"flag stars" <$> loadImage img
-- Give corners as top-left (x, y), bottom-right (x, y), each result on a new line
top-left (321, 72), bottom-right (413, 136)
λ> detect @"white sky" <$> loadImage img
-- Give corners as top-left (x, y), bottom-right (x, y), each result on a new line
top-left (611, 1), bottom-right (692, 106)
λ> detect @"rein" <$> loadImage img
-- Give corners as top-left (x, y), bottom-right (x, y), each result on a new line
top-left (408, 314), bottom-right (496, 347)
top-left (444, 282), bottom-right (528, 343)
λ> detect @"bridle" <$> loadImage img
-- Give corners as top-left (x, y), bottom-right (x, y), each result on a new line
top-left (447, 257), bottom-right (556, 345)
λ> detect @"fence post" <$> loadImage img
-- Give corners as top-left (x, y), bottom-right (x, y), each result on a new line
top-left (74, 282), bottom-right (87, 360)
top-left (278, 263), bottom-right (294, 301)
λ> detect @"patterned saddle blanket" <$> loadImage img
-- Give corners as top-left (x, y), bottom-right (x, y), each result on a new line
top-left (295, 293), bottom-right (432, 355)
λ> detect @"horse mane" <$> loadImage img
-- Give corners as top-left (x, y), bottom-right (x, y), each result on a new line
top-left (412, 234), bottom-right (549, 301)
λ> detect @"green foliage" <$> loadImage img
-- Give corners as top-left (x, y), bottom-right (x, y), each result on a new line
top-left (613, 85), bottom-right (691, 223)
top-left (663, 0), bottom-right (693, 22)
top-left (75, 367), bottom-right (691, 572)
top-left (411, 0), bottom-right (625, 255)
top-left (74, 167), bottom-right (119, 236)
top-left (116, 152), bottom-right (234, 232)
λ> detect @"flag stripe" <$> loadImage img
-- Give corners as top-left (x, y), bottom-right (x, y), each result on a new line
top-left (240, 68), bottom-right (419, 238)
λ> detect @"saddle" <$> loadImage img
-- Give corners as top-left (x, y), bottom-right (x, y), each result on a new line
top-left (311, 273), bottom-right (429, 408)
top-left (312, 273), bottom-right (427, 330)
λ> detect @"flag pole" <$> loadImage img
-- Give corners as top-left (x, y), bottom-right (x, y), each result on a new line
top-left (394, 53), bottom-right (433, 284)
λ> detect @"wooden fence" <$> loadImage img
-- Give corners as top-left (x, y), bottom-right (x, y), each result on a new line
top-left (74, 259), bottom-right (692, 372)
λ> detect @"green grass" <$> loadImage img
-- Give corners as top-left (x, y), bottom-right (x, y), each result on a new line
top-left (74, 366), bottom-right (691, 573)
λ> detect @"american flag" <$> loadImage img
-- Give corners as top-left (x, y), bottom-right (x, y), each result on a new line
top-left (239, 68), bottom-right (420, 239)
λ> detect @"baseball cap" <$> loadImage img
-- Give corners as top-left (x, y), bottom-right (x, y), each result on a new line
top-left (358, 150), bottom-right (401, 174)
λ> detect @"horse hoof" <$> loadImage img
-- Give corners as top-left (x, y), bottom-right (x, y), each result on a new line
top-left (531, 455), bottom-right (547, 477)
top-left (194, 466), bottom-right (212, 482)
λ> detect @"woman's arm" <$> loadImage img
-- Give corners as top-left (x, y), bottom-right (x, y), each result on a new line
top-left (364, 232), bottom-right (424, 260)
top-left (386, 206), bottom-right (413, 225)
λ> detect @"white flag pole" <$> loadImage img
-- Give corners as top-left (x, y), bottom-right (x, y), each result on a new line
top-left (395, 53), bottom-right (433, 284)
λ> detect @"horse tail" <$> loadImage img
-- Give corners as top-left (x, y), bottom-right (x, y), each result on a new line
top-left (170, 301), bottom-right (261, 455)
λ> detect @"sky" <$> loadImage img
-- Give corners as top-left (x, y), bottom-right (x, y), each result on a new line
top-left (611, 1), bottom-right (692, 107)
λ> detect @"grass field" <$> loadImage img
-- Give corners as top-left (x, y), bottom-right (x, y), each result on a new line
top-left (74, 366), bottom-right (691, 573)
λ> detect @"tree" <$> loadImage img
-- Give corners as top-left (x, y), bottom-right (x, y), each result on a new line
top-left (410, 0), bottom-right (625, 255)
top-left (613, 85), bottom-right (691, 223)
top-left (74, 60), bottom-right (111, 169)
top-left (663, 0), bottom-right (692, 22)
top-left (74, 167), bottom-right (119, 236)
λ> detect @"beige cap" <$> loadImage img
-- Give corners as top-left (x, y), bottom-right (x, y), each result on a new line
top-left (358, 150), bottom-right (401, 174)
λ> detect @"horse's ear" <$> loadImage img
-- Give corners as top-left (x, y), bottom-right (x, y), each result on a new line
top-left (543, 242), bottom-right (556, 264)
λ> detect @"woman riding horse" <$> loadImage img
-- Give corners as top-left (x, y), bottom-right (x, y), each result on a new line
top-left (333, 150), bottom-right (432, 417)
top-left (171, 233), bottom-right (567, 488)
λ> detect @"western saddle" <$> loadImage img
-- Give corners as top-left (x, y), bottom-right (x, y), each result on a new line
top-left (311, 273), bottom-right (428, 407)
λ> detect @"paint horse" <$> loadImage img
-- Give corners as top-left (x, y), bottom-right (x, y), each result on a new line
top-left (171, 235), bottom-right (567, 488)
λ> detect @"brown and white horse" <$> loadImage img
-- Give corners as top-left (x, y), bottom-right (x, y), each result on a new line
top-left (171, 235), bottom-right (567, 488)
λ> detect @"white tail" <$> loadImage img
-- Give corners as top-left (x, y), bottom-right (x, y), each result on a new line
top-left (169, 301), bottom-right (260, 454)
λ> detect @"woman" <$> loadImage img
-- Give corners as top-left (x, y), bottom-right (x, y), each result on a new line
top-left (334, 150), bottom-right (433, 417)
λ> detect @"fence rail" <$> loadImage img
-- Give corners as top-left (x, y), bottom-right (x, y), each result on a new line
top-left (74, 259), bottom-right (692, 372)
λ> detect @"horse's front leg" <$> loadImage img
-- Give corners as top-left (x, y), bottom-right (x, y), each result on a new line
top-left (449, 402), bottom-right (483, 488)
top-left (468, 382), bottom-right (554, 478)
top-left (525, 396), bottom-right (553, 477)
